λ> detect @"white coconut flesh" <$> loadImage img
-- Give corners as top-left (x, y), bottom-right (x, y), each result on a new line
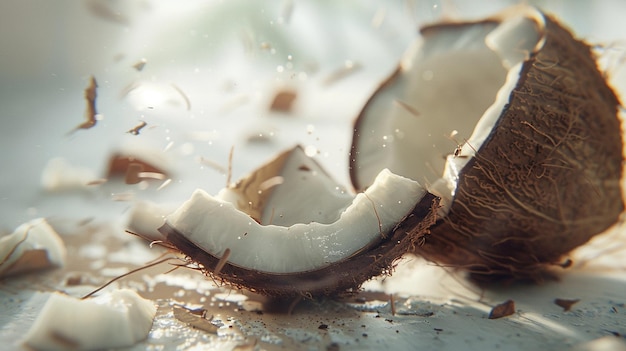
top-left (351, 9), bottom-right (543, 210)
top-left (217, 145), bottom-right (354, 226)
top-left (166, 168), bottom-right (425, 273)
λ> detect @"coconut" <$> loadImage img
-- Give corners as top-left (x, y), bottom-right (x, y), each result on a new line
top-left (156, 146), bottom-right (438, 297)
top-left (349, 5), bottom-right (624, 281)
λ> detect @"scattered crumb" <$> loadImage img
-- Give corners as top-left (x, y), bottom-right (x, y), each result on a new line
top-left (269, 90), bottom-right (297, 113)
top-left (85, 0), bottom-right (129, 24)
top-left (489, 300), bottom-right (516, 319)
top-left (173, 305), bottom-right (218, 334)
top-left (554, 298), bottom-right (580, 312)
top-left (132, 59), bottom-right (147, 71)
top-left (65, 274), bottom-right (83, 286)
top-left (127, 121), bottom-right (148, 135)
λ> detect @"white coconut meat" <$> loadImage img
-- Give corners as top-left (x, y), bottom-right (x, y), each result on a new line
top-left (23, 289), bottom-right (156, 351)
top-left (166, 168), bottom-right (425, 273)
top-left (0, 218), bottom-right (66, 277)
top-left (351, 7), bottom-right (543, 210)
top-left (217, 145), bottom-right (354, 226)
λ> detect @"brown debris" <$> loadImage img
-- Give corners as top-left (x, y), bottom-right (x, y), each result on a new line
top-left (85, 0), bottom-right (129, 25)
top-left (488, 300), bottom-right (516, 319)
top-left (69, 76), bottom-right (98, 134)
top-left (127, 121), bottom-right (148, 135)
top-left (132, 59), bottom-right (147, 71)
top-left (269, 90), bottom-right (297, 113)
top-left (124, 163), bottom-right (144, 185)
top-left (394, 99), bottom-right (420, 118)
top-left (107, 154), bottom-right (168, 183)
top-left (554, 298), bottom-right (580, 311)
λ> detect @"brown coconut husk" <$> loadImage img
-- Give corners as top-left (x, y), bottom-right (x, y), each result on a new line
top-left (158, 193), bottom-right (439, 298)
top-left (412, 13), bottom-right (624, 282)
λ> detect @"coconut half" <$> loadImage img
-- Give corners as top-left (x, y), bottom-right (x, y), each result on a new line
top-left (158, 146), bottom-right (438, 297)
top-left (350, 5), bottom-right (624, 280)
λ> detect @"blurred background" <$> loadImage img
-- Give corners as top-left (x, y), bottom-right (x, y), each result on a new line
top-left (1, 0), bottom-right (625, 229)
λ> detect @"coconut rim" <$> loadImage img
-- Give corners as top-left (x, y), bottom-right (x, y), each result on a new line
top-left (161, 168), bottom-right (427, 274)
top-left (158, 191), bottom-right (439, 297)
top-left (349, 5), bottom-right (548, 212)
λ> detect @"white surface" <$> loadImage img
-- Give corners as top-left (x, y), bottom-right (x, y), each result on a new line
top-left (0, 1), bottom-right (625, 350)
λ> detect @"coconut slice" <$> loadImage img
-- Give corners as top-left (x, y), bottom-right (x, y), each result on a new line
top-left (23, 289), bottom-right (156, 351)
top-left (158, 146), bottom-right (438, 297)
top-left (0, 218), bottom-right (66, 277)
top-left (350, 5), bottom-right (623, 280)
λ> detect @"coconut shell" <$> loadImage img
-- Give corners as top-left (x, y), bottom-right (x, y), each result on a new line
top-left (158, 193), bottom-right (439, 298)
top-left (412, 13), bottom-right (624, 281)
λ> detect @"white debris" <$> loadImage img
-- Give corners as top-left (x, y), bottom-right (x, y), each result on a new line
top-left (0, 218), bottom-right (66, 277)
top-left (23, 289), bottom-right (156, 351)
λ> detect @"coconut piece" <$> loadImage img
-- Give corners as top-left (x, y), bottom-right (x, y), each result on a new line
top-left (107, 147), bottom-right (170, 184)
top-left (23, 289), bottom-right (156, 351)
top-left (217, 145), bottom-right (353, 226)
top-left (0, 218), bottom-right (66, 277)
top-left (41, 157), bottom-right (100, 191)
top-left (158, 146), bottom-right (439, 297)
top-left (350, 5), bottom-right (623, 281)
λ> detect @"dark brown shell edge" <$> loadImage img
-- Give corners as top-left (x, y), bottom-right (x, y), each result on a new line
top-left (158, 193), bottom-right (439, 298)
top-left (414, 13), bottom-right (624, 282)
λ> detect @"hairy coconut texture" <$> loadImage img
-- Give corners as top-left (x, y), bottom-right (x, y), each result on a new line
top-left (159, 193), bottom-right (438, 299)
top-left (350, 8), bottom-right (623, 282)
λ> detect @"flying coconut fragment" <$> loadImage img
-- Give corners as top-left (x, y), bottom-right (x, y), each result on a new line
top-left (156, 145), bottom-right (438, 297)
top-left (107, 145), bottom-right (171, 185)
top-left (350, 5), bottom-right (624, 280)
top-left (0, 218), bottom-right (66, 278)
top-left (23, 289), bottom-right (156, 351)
